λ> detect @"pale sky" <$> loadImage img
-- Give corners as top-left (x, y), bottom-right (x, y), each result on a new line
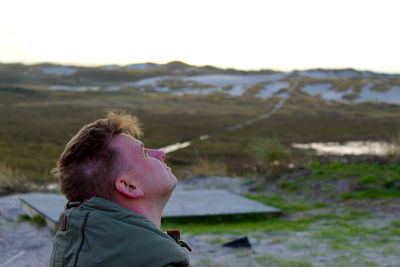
top-left (1, 0), bottom-right (399, 73)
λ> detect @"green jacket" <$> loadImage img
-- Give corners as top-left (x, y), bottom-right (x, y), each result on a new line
top-left (50, 197), bottom-right (190, 267)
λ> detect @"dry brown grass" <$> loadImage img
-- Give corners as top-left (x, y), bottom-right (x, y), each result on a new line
top-left (0, 163), bottom-right (30, 195)
top-left (186, 158), bottom-right (228, 177)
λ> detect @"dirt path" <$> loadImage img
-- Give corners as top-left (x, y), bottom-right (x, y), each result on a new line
top-left (159, 77), bottom-right (299, 154)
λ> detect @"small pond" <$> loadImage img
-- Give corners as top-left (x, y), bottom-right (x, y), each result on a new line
top-left (292, 141), bottom-right (397, 156)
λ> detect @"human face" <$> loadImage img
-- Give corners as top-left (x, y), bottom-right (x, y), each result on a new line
top-left (113, 134), bottom-right (178, 199)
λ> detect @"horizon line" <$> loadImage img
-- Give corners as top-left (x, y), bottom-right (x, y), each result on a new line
top-left (1, 60), bottom-right (399, 76)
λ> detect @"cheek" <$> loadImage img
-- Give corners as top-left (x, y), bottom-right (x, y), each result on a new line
top-left (143, 161), bottom-right (162, 174)
top-left (134, 157), bottom-right (154, 170)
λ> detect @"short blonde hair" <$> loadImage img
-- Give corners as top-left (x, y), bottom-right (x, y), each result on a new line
top-left (52, 111), bottom-right (142, 202)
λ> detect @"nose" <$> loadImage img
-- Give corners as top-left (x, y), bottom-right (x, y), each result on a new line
top-left (147, 149), bottom-right (165, 161)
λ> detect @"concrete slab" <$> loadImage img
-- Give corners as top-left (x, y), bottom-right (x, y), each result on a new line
top-left (165, 189), bottom-right (281, 217)
top-left (20, 189), bottom-right (281, 231)
top-left (20, 193), bottom-right (65, 230)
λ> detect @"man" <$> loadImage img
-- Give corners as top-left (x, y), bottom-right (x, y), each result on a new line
top-left (50, 111), bottom-right (190, 267)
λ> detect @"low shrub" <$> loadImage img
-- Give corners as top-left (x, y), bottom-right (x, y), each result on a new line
top-left (251, 138), bottom-right (291, 177)
top-left (186, 158), bottom-right (228, 177)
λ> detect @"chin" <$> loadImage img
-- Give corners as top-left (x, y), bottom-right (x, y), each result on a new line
top-left (172, 179), bottom-right (178, 190)
top-left (170, 175), bottom-right (178, 189)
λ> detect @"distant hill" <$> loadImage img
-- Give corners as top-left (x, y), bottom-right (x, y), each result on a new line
top-left (0, 61), bottom-right (275, 85)
top-left (0, 61), bottom-right (399, 105)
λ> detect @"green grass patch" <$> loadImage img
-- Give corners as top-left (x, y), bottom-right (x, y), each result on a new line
top-left (162, 214), bottom-right (320, 235)
top-left (294, 162), bottom-right (400, 199)
top-left (207, 237), bottom-right (228, 244)
top-left (308, 162), bottom-right (400, 180)
top-left (340, 189), bottom-right (400, 199)
top-left (254, 254), bottom-right (312, 267)
top-left (287, 242), bottom-right (313, 249)
top-left (18, 214), bottom-right (45, 228)
top-left (244, 193), bottom-right (330, 213)
top-left (161, 207), bottom-right (371, 236)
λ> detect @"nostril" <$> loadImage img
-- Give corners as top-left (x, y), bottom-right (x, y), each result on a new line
top-left (158, 150), bottom-right (165, 161)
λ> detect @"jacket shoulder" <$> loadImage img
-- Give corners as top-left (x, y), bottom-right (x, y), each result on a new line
top-left (50, 208), bottom-right (89, 267)
top-left (77, 210), bottom-right (189, 266)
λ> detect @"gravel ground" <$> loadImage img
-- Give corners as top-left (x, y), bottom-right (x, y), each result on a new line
top-left (0, 194), bottom-right (53, 267)
top-left (0, 177), bottom-right (249, 267)
top-left (1, 177), bottom-right (399, 267)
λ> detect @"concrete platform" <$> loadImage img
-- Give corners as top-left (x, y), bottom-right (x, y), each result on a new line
top-left (20, 189), bottom-right (281, 231)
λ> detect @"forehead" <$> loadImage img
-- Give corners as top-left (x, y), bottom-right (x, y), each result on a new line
top-left (109, 134), bottom-right (143, 153)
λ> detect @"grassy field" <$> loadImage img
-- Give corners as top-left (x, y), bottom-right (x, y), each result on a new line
top-left (0, 86), bottom-right (280, 186)
top-left (0, 85), bottom-right (400, 188)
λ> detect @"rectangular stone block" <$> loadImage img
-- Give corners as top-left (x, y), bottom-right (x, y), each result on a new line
top-left (20, 189), bottom-right (281, 231)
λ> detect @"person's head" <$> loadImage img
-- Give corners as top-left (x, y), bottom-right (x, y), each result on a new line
top-left (109, 134), bottom-right (178, 208)
top-left (52, 111), bottom-right (177, 205)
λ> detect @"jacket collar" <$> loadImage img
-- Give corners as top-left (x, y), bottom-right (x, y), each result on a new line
top-left (81, 197), bottom-right (159, 231)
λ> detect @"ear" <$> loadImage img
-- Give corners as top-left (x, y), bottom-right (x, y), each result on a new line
top-left (114, 177), bottom-right (144, 199)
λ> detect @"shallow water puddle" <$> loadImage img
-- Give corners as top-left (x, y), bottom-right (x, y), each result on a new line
top-left (292, 141), bottom-right (397, 155)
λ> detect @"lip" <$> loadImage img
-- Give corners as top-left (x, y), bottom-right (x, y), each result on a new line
top-left (162, 163), bottom-right (171, 171)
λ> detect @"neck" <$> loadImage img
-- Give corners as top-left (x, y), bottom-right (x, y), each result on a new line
top-left (131, 203), bottom-right (163, 228)
top-left (116, 197), bottom-right (164, 228)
